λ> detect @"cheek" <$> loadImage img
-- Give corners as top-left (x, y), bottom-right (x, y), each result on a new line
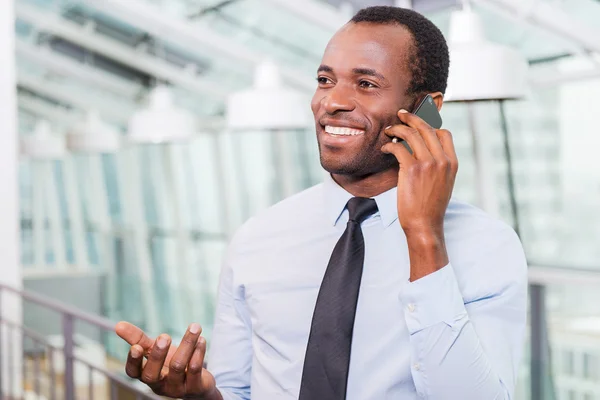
top-left (369, 113), bottom-right (396, 138)
top-left (362, 98), bottom-right (400, 127)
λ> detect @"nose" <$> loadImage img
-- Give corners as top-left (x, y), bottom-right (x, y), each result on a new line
top-left (321, 84), bottom-right (355, 115)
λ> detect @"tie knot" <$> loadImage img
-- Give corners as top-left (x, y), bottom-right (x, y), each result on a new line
top-left (346, 197), bottom-right (378, 224)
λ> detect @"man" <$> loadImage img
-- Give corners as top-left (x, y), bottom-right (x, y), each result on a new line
top-left (116, 6), bottom-right (527, 400)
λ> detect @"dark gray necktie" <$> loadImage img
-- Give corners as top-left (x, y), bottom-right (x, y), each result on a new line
top-left (299, 197), bottom-right (379, 400)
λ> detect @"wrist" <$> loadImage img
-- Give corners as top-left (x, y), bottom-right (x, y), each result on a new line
top-left (404, 226), bottom-right (448, 282)
top-left (403, 224), bottom-right (444, 244)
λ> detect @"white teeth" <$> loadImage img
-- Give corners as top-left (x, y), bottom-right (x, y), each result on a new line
top-left (325, 125), bottom-right (365, 136)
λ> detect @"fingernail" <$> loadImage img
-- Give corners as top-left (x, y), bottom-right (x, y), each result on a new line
top-left (198, 337), bottom-right (206, 345)
top-left (385, 125), bottom-right (392, 131)
top-left (157, 335), bottom-right (169, 349)
top-left (190, 323), bottom-right (200, 334)
top-left (131, 346), bottom-right (142, 358)
top-left (399, 109), bottom-right (408, 113)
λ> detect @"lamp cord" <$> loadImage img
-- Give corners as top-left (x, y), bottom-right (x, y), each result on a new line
top-left (498, 100), bottom-right (521, 236)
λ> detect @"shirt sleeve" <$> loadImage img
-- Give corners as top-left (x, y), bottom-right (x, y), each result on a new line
top-left (399, 227), bottom-right (528, 399)
top-left (206, 237), bottom-right (253, 400)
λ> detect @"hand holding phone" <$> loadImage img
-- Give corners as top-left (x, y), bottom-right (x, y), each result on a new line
top-left (391, 94), bottom-right (442, 143)
top-left (381, 102), bottom-right (458, 281)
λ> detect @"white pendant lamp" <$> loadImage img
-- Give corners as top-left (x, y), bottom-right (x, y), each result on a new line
top-left (20, 120), bottom-right (66, 160)
top-left (67, 111), bottom-right (121, 153)
top-left (444, 7), bottom-right (529, 102)
top-left (128, 86), bottom-right (195, 144)
top-left (443, 5), bottom-right (529, 220)
top-left (226, 60), bottom-right (310, 131)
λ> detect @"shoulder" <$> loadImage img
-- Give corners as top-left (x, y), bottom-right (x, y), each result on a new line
top-left (445, 199), bottom-right (520, 246)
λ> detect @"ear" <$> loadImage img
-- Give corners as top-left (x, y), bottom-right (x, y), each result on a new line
top-left (429, 92), bottom-right (444, 111)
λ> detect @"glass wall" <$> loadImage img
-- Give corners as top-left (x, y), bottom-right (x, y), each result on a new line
top-left (13, 0), bottom-right (600, 398)
top-left (19, 127), bottom-right (323, 339)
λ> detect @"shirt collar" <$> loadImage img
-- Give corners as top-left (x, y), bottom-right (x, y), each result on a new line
top-left (323, 174), bottom-right (399, 227)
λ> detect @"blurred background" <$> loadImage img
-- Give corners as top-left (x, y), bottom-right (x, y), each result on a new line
top-left (1, 0), bottom-right (600, 399)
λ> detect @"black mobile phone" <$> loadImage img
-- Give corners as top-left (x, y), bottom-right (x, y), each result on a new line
top-left (391, 94), bottom-right (442, 147)
top-left (413, 94), bottom-right (442, 129)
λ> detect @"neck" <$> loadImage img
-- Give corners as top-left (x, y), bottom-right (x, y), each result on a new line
top-left (331, 166), bottom-right (399, 198)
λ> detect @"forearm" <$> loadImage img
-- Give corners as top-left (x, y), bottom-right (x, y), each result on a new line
top-left (207, 235), bottom-right (253, 400)
top-left (400, 264), bottom-right (523, 399)
top-left (408, 317), bottom-right (511, 399)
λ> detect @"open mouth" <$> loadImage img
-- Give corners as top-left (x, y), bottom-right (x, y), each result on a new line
top-left (324, 125), bottom-right (365, 136)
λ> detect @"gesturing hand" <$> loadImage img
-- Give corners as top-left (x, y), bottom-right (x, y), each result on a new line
top-left (115, 321), bottom-right (220, 400)
top-left (381, 109), bottom-right (458, 280)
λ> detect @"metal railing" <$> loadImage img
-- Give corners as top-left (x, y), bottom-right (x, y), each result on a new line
top-left (0, 283), bottom-right (162, 400)
top-left (2, 265), bottom-right (600, 400)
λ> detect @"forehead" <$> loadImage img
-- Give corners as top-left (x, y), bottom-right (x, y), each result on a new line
top-left (321, 23), bottom-right (414, 77)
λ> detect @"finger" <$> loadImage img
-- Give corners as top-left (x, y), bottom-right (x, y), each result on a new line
top-left (166, 323), bottom-right (202, 388)
top-left (384, 124), bottom-right (431, 161)
top-left (115, 321), bottom-right (155, 353)
top-left (397, 109), bottom-right (445, 160)
top-left (140, 334), bottom-right (171, 386)
top-left (436, 129), bottom-right (459, 170)
top-left (125, 344), bottom-right (144, 379)
top-left (186, 337), bottom-right (207, 395)
top-left (381, 141), bottom-right (415, 168)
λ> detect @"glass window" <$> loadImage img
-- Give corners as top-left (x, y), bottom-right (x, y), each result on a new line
top-left (565, 350), bottom-right (575, 375)
top-left (583, 353), bottom-right (595, 380)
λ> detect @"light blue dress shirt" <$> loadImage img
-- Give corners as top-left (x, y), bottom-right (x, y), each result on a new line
top-left (207, 175), bottom-right (528, 400)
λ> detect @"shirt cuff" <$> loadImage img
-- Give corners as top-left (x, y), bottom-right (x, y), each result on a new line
top-left (399, 263), bottom-right (467, 334)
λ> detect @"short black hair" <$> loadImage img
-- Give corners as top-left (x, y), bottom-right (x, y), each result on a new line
top-left (350, 6), bottom-right (449, 96)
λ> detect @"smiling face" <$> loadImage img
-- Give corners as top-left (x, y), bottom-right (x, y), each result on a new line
top-left (312, 22), bottom-right (418, 178)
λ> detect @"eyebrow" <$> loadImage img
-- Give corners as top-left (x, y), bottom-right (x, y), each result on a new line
top-left (317, 65), bottom-right (387, 82)
top-left (352, 68), bottom-right (387, 82)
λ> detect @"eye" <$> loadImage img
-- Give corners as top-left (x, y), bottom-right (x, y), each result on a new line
top-left (317, 76), bottom-right (333, 85)
top-left (359, 80), bottom-right (377, 89)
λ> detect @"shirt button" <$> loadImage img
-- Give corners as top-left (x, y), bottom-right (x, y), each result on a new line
top-left (407, 303), bottom-right (416, 313)
top-left (413, 363), bottom-right (421, 371)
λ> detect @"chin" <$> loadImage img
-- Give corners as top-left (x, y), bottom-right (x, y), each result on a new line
top-left (320, 153), bottom-right (398, 178)
top-left (320, 156), bottom-right (363, 176)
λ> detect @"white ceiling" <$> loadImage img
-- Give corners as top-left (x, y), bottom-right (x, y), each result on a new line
top-left (14, 0), bottom-right (600, 135)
